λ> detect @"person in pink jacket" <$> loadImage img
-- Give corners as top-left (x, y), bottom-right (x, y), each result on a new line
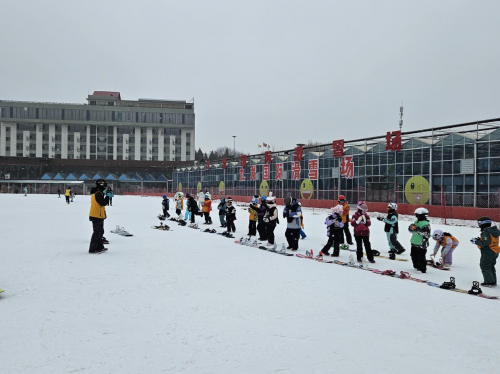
top-left (350, 201), bottom-right (375, 263)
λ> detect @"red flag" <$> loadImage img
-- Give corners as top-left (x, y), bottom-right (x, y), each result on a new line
top-left (205, 160), bottom-right (210, 169)
top-left (222, 158), bottom-right (227, 169)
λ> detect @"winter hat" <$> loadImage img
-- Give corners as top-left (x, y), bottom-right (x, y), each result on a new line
top-left (227, 197), bottom-right (233, 203)
top-left (338, 195), bottom-right (346, 202)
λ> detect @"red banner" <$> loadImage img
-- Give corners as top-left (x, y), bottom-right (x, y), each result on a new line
top-left (308, 159), bottom-right (318, 180)
top-left (264, 151), bottom-right (272, 164)
top-left (205, 160), bottom-right (210, 169)
top-left (241, 155), bottom-right (247, 167)
top-left (276, 163), bottom-right (283, 181)
top-left (240, 167), bottom-right (246, 181)
top-left (332, 139), bottom-right (344, 158)
top-left (263, 164), bottom-right (270, 180)
top-left (291, 161), bottom-right (301, 180)
top-left (250, 165), bottom-right (256, 181)
top-left (222, 158), bottom-right (227, 169)
top-left (294, 146), bottom-right (303, 161)
top-left (386, 131), bottom-right (402, 151)
top-left (341, 156), bottom-right (354, 179)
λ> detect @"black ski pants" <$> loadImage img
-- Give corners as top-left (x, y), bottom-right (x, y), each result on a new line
top-left (89, 218), bottom-right (105, 252)
top-left (340, 221), bottom-right (353, 245)
top-left (248, 220), bottom-right (257, 236)
top-left (388, 232), bottom-right (405, 253)
top-left (355, 236), bottom-right (374, 261)
top-left (321, 230), bottom-right (343, 256)
top-left (226, 219), bottom-right (236, 233)
top-left (266, 222), bottom-right (277, 244)
top-left (65, 196), bottom-right (70, 204)
top-left (285, 228), bottom-right (300, 250)
top-left (411, 245), bottom-right (427, 272)
top-left (203, 212), bottom-right (212, 223)
top-left (190, 211), bottom-right (196, 223)
top-left (257, 219), bottom-right (267, 240)
top-left (163, 208), bottom-right (170, 218)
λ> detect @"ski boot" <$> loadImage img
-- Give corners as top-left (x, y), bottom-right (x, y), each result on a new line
top-left (372, 249), bottom-right (380, 256)
top-left (468, 281), bottom-right (483, 295)
top-left (440, 277), bottom-right (456, 289)
top-left (389, 253), bottom-right (396, 260)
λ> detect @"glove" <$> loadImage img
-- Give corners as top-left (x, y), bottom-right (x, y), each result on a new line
top-left (470, 237), bottom-right (480, 245)
top-left (408, 224), bottom-right (416, 232)
top-left (377, 217), bottom-right (384, 221)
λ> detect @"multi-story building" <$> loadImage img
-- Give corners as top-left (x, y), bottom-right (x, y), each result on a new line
top-left (0, 91), bottom-right (195, 161)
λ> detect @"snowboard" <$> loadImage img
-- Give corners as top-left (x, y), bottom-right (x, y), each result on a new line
top-left (322, 245), bottom-right (409, 262)
top-left (201, 229), bottom-right (217, 234)
top-left (151, 225), bottom-right (172, 231)
top-left (219, 233), bottom-right (235, 238)
top-left (426, 260), bottom-right (450, 271)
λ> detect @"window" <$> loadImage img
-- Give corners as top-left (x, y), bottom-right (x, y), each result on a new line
top-left (90, 101), bottom-right (96, 105)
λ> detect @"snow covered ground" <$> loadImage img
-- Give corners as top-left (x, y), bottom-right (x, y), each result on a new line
top-left (1, 194), bottom-right (499, 374)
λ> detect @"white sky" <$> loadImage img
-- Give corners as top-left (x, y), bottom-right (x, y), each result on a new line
top-left (0, 0), bottom-right (499, 154)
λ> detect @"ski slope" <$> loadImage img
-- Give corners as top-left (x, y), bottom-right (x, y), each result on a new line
top-left (1, 194), bottom-right (499, 374)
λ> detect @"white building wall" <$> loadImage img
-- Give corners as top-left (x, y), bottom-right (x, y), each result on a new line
top-left (10, 123), bottom-right (17, 157)
top-left (74, 132), bottom-right (80, 159)
top-left (23, 130), bottom-right (30, 157)
top-left (135, 126), bottom-right (141, 161)
top-left (123, 134), bottom-right (130, 160)
top-left (190, 129), bottom-right (195, 161)
top-left (0, 122), bottom-right (6, 156)
top-left (113, 126), bottom-right (117, 160)
top-left (147, 127), bottom-right (153, 160)
top-left (36, 124), bottom-right (42, 157)
top-left (158, 129), bottom-right (164, 161)
top-left (61, 124), bottom-right (68, 159)
top-left (86, 126), bottom-right (91, 159)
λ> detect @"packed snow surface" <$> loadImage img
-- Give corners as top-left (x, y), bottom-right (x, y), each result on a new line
top-left (1, 194), bottom-right (499, 374)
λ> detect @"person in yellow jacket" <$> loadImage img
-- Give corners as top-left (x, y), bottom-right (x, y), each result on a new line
top-left (89, 179), bottom-right (110, 254)
top-left (338, 195), bottom-right (354, 247)
top-left (65, 187), bottom-right (71, 204)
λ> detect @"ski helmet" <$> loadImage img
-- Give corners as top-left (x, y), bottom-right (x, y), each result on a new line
top-left (95, 179), bottom-right (107, 189)
top-left (205, 194), bottom-right (209, 199)
top-left (338, 195), bottom-right (346, 202)
top-left (414, 207), bottom-right (429, 216)
top-left (357, 200), bottom-right (368, 211)
top-left (432, 230), bottom-right (444, 240)
top-left (227, 197), bottom-right (233, 203)
top-left (388, 203), bottom-right (398, 211)
top-left (331, 205), bottom-right (343, 215)
top-left (261, 196), bottom-right (267, 202)
top-left (163, 194), bottom-right (167, 199)
top-left (478, 216), bottom-right (492, 229)
top-left (251, 197), bottom-right (259, 204)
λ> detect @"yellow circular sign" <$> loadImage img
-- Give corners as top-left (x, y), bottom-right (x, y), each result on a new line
top-left (259, 181), bottom-right (269, 197)
top-left (197, 182), bottom-right (202, 193)
top-left (405, 176), bottom-right (430, 204)
top-left (300, 179), bottom-right (314, 200)
top-left (219, 181), bottom-right (225, 195)
top-left (177, 182), bottom-right (183, 192)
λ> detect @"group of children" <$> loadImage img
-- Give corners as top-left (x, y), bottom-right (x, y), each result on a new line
top-left (160, 191), bottom-right (499, 287)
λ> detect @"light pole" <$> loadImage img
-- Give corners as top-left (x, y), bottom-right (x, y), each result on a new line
top-left (232, 135), bottom-right (236, 157)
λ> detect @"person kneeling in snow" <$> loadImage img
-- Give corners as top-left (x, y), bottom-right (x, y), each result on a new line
top-left (431, 230), bottom-right (459, 269)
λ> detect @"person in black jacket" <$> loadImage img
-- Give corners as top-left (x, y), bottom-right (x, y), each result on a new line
top-left (257, 196), bottom-right (268, 241)
top-left (89, 179), bottom-right (110, 254)
top-left (186, 194), bottom-right (197, 223)
top-left (226, 198), bottom-right (236, 233)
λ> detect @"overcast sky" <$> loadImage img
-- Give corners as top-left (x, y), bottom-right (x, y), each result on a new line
top-left (1, 0), bottom-right (499, 155)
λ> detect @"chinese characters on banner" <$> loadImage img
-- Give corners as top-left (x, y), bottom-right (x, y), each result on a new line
top-left (294, 146), bottom-right (303, 161)
top-left (341, 156), bottom-right (354, 179)
top-left (275, 163), bottom-right (283, 181)
top-left (264, 151), bottom-right (272, 164)
top-left (205, 160), bottom-right (210, 169)
top-left (263, 164), bottom-right (270, 180)
top-left (222, 158), bottom-right (227, 169)
top-left (240, 155), bottom-right (247, 167)
top-left (239, 167), bottom-right (246, 181)
top-left (332, 139), bottom-right (344, 158)
top-left (308, 159), bottom-right (318, 180)
top-left (385, 131), bottom-right (402, 151)
top-left (250, 165), bottom-right (256, 181)
top-left (291, 161), bottom-right (301, 180)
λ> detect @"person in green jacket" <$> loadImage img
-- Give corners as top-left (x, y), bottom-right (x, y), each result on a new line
top-left (471, 216), bottom-right (500, 286)
top-left (408, 207), bottom-right (431, 273)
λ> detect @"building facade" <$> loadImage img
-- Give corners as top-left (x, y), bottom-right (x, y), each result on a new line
top-left (0, 91), bottom-right (195, 161)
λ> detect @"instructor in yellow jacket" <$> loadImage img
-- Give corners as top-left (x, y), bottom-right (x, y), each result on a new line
top-left (89, 179), bottom-right (110, 254)
top-left (338, 195), bottom-right (354, 246)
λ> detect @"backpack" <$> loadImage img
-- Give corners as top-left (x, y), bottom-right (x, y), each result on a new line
top-left (489, 235), bottom-right (500, 254)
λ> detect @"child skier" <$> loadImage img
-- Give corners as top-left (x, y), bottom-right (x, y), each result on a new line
top-left (217, 197), bottom-right (227, 227)
top-left (202, 195), bottom-right (213, 224)
top-left (350, 201), bottom-right (375, 263)
top-left (338, 195), bottom-right (354, 247)
top-left (409, 207), bottom-right (431, 273)
top-left (299, 202), bottom-right (307, 239)
top-left (431, 230), bottom-right (459, 268)
top-left (23, 186), bottom-right (28, 196)
top-left (471, 216), bottom-right (500, 286)
top-left (284, 198), bottom-right (302, 251)
top-left (257, 196), bottom-right (268, 241)
top-left (65, 187), bottom-right (71, 204)
top-left (320, 205), bottom-right (344, 257)
top-left (377, 203), bottom-right (405, 254)
top-left (263, 195), bottom-right (279, 246)
top-left (175, 192), bottom-right (184, 218)
top-left (162, 194), bottom-right (170, 218)
top-left (248, 197), bottom-right (259, 236)
top-left (106, 187), bottom-right (114, 206)
top-left (226, 198), bottom-right (236, 233)
top-left (184, 193), bottom-right (192, 221)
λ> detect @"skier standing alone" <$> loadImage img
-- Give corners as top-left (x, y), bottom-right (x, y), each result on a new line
top-left (471, 216), bottom-right (500, 286)
top-left (106, 187), bottom-right (114, 206)
top-left (65, 187), bottom-right (71, 204)
top-left (89, 179), bottom-right (110, 254)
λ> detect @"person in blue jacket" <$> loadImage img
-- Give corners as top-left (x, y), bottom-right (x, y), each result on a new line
top-left (106, 187), bottom-right (114, 206)
top-left (162, 194), bottom-right (170, 218)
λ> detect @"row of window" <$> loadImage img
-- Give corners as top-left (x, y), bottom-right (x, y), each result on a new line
top-left (0, 107), bottom-right (195, 125)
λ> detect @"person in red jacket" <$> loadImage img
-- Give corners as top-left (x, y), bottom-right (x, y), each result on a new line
top-left (350, 201), bottom-right (375, 263)
top-left (202, 195), bottom-right (213, 224)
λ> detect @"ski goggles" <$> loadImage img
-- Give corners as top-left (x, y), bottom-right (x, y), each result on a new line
top-left (478, 219), bottom-right (491, 226)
